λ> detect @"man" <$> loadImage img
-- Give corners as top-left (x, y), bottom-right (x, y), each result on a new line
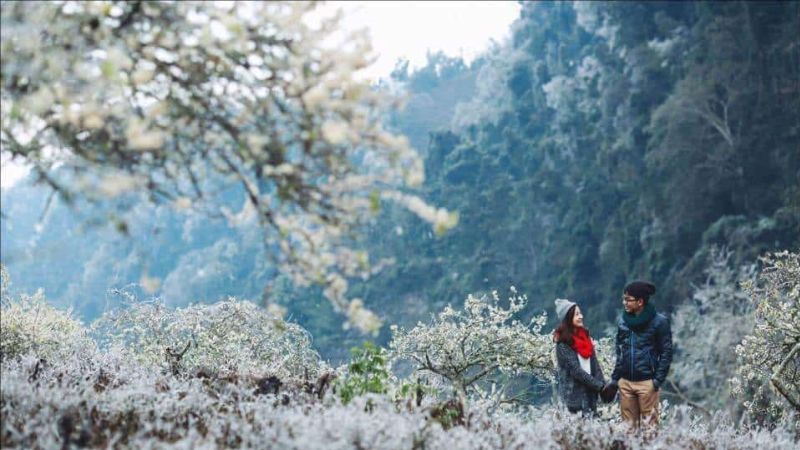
top-left (602, 281), bottom-right (673, 429)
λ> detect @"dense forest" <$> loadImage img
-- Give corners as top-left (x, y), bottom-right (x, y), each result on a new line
top-left (1, 2), bottom-right (799, 448)
top-left (361, 1), bottom-right (800, 327)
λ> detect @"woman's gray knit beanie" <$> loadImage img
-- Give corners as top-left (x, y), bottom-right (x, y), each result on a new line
top-left (555, 298), bottom-right (576, 322)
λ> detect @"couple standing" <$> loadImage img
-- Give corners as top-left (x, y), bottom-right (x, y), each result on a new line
top-left (553, 281), bottom-right (673, 428)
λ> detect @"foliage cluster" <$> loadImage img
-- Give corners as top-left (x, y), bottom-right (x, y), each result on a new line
top-left (732, 251), bottom-right (800, 423)
top-left (336, 342), bottom-right (391, 405)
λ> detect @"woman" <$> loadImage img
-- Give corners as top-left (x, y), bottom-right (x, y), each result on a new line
top-left (553, 298), bottom-right (605, 416)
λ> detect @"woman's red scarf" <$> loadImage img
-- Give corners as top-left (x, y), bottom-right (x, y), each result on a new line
top-left (571, 327), bottom-right (594, 358)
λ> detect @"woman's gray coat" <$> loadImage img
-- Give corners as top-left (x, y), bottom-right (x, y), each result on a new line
top-left (555, 341), bottom-right (605, 414)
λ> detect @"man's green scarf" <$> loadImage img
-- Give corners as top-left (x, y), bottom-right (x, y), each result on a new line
top-left (622, 302), bottom-right (656, 330)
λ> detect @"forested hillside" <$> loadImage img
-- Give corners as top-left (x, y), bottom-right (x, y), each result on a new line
top-left (353, 1), bottom-right (800, 329)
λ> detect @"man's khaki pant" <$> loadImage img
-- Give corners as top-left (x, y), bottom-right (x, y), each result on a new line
top-left (618, 379), bottom-right (659, 428)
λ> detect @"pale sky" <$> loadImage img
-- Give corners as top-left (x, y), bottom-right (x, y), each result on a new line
top-left (0, 1), bottom-right (521, 189)
top-left (328, 1), bottom-right (521, 80)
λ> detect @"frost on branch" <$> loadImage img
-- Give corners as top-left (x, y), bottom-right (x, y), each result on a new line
top-left (389, 288), bottom-right (553, 404)
top-left (0, 1), bottom-right (456, 332)
top-left (93, 295), bottom-right (324, 381)
top-left (732, 251), bottom-right (800, 424)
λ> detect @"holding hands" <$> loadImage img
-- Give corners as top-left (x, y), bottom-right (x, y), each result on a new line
top-left (600, 382), bottom-right (618, 403)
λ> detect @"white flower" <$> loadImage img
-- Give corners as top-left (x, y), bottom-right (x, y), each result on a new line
top-left (376, 131), bottom-right (410, 152)
top-left (172, 196), bottom-right (193, 210)
top-left (389, 288), bottom-right (554, 403)
top-left (404, 158), bottom-right (425, 187)
top-left (434, 209), bottom-right (459, 235)
top-left (106, 46), bottom-right (134, 71)
top-left (246, 133), bottom-right (267, 152)
top-left (98, 173), bottom-right (143, 197)
top-left (83, 113), bottom-right (105, 130)
top-left (22, 88), bottom-right (53, 115)
top-left (126, 118), bottom-right (165, 150)
top-left (302, 84), bottom-right (329, 109)
top-left (321, 120), bottom-right (349, 145)
top-left (0, 0), bottom-right (449, 333)
top-left (131, 68), bottom-right (155, 85)
top-left (145, 101), bottom-right (169, 119)
top-left (346, 298), bottom-right (381, 335)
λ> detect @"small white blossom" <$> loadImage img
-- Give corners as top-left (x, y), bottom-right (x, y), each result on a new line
top-left (302, 84), bottom-right (329, 109)
top-left (172, 196), bottom-right (193, 210)
top-left (125, 118), bottom-right (165, 151)
top-left (130, 67), bottom-right (155, 85)
top-left (22, 88), bottom-right (53, 115)
top-left (346, 298), bottom-right (382, 335)
top-left (321, 120), bottom-right (349, 145)
top-left (98, 173), bottom-right (144, 197)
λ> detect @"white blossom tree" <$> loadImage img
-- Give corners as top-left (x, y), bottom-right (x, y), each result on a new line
top-left (732, 250), bottom-right (800, 423)
top-left (389, 288), bottom-right (553, 405)
top-left (0, 1), bottom-right (457, 332)
top-left (92, 293), bottom-right (324, 381)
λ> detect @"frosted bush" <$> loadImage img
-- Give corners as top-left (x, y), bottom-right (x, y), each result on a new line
top-left (732, 251), bottom-right (800, 424)
top-left (92, 296), bottom-right (324, 381)
top-left (389, 288), bottom-right (553, 404)
top-left (3, 349), bottom-right (797, 449)
top-left (670, 248), bottom-right (757, 413)
top-left (0, 279), bottom-right (95, 362)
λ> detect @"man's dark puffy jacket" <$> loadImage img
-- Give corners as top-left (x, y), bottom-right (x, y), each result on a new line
top-left (610, 312), bottom-right (673, 389)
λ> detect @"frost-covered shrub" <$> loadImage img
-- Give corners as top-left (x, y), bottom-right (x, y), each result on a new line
top-left (92, 296), bottom-right (324, 381)
top-left (671, 248), bottom-right (757, 413)
top-left (390, 288), bottom-right (553, 403)
top-left (3, 349), bottom-right (797, 450)
top-left (0, 272), bottom-right (95, 362)
top-left (732, 251), bottom-right (800, 424)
